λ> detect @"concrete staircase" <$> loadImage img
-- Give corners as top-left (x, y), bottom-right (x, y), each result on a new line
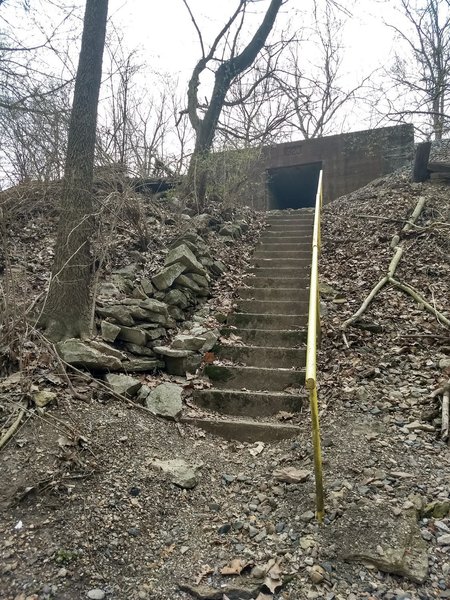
top-left (187, 209), bottom-right (314, 442)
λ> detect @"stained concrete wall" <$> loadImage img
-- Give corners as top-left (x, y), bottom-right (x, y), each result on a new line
top-left (248, 124), bottom-right (414, 210)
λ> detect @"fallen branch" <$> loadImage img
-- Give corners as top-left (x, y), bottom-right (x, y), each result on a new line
top-left (342, 196), bottom-right (428, 332)
top-left (342, 246), bottom-right (405, 330)
top-left (0, 402), bottom-right (27, 450)
top-left (342, 276), bottom-right (388, 330)
top-left (388, 278), bottom-right (450, 328)
top-left (442, 389), bottom-right (449, 442)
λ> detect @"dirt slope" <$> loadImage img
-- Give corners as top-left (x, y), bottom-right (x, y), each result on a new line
top-left (0, 170), bottom-right (449, 600)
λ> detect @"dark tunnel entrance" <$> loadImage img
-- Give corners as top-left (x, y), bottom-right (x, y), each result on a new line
top-left (267, 162), bottom-right (322, 210)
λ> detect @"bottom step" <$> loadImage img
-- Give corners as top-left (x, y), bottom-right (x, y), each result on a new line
top-left (193, 389), bottom-right (305, 417)
top-left (181, 416), bottom-right (301, 442)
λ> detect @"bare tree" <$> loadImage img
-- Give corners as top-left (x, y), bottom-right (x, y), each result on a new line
top-left (217, 41), bottom-right (291, 146)
top-left (386, 0), bottom-right (450, 139)
top-left (182, 0), bottom-right (284, 205)
top-left (0, 86), bottom-right (70, 184)
top-left (40, 0), bottom-right (108, 341)
top-left (273, 2), bottom-right (370, 140)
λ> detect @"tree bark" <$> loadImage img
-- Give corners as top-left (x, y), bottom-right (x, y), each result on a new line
top-left (40, 0), bottom-right (108, 341)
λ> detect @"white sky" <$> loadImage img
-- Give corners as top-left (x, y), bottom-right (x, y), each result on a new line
top-left (109, 0), bottom-right (399, 88)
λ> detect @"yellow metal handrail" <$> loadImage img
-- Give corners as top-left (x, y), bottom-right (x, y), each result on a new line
top-left (305, 170), bottom-right (324, 522)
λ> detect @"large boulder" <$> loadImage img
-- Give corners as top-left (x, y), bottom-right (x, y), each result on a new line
top-left (165, 243), bottom-right (206, 275)
top-left (56, 339), bottom-right (122, 371)
top-left (152, 263), bottom-right (186, 291)
top-left (145, 383), bottom-right (183, 420)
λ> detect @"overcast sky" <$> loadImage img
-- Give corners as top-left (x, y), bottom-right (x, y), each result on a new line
top-left (108, 0), bottom-right (399, 82)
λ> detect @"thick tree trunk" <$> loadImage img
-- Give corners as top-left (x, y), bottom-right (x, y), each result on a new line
top-left (40, 0), bottom-right (108, 341)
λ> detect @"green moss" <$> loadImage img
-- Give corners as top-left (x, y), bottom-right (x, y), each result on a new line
top-left (204, 364), bottom-right (233, 382)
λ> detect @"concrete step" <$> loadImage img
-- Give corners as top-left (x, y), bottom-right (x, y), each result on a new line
top-left (260, 234), bottom-right (312, 243)
top-left (254, 250), bottom-right (311, 259)
top-left (192, 389), bottom-right (305, 417)
top-left (267, 213), bottom-right (314, 220)
top-left (236, 299), bottom-right (309, 315)
top-left (237, 287), bottom-right (308, 301)
top-left (253, 258), bottom-right (310, 269)
top-left (221, 327), bottom-right (307, 347)
top-left (267, 216), bottom-right (314, 223)
top-left (204, 364), bottom-right (305, 390)
top-left (243, 276), bottom-right (309, 289)
top-left (249, 267), bottom-right (309, 279)
top-left (217, 345), bottom-right (306, 369)
top-left (181, 416), bottom-right (301, 442)
top-left (258, 242), bottom-right (311, 251)
top-left (227, 312), bottom-right (307, 329)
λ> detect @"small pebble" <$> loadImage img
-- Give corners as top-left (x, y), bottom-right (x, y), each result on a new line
top-left (87, 590), bottom-right (106, 600)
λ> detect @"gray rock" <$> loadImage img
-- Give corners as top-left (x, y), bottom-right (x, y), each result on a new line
top-left (89, 340), bottom-right (127, 360)
top-left (33, 390), bottom-right (57, 407)
top-left (164, 289), bottom-right (189, 308)
top-left (437, 534), bottom-right (450, 546)
top-left (131, 286), bottom-right (147, 300)
top-left (136, 385), bottom-right (151, 404)
top-left (174, 274), bottom-right (203, 293)
top-left (192, 213), bottom-right (216, 230)
top-left (152, 263), bottom-right (186, 291)
top-left (123, 358), bottom-right (164, 372)
top-left (124, 343), bottom-right (156, 357)
top-left (200, 329), bottom-right (219, 351)
top-left (439, 357), bottom-right (450, 369)
top-left (142, 327), bottom-right (166, 341)
top-left (112, 263), bottom-right (138, 276)
top-left (138, 298), bottom-right (169, 315)
top-left (98, 282), bottom-right (120, 298)
top-left (140, 277), bottom-right (154, 296)
top-left (153, 346), bottom-right (193, 358)
top-left (172, 335), bottom-right (206, 351)
top-left (188, 272), bottom-right (209, 288)
top-left (105, 373), bottom-right (142, 397)
top-left (117, 326), bottom-right (148, 346)
top-left (179, 580), bottom-right (260, 600)
top-left (100, 320), bottom-right (121, 343)
top-left (165, 243), bottom-right (206, 275)
top-left (111, 273), bottom-right (133, 294)
top-left (150, 458), bottom-right (202, 489)
top-left (97, 304), bottom-right (134, 326)
top-left (211, 260), bottom-right (226, 276)
top-left (330, 504), bottom-right (428, 583)
top-left (186, 353), bottom-right (203, 374)
top-left (56, 339), bottom-right (122, 371)
top-left (146, 382), bottom-right (183, 420)
top-left (87, 590), bottom-right (106, 600)
top-left (168, 306), bottom-right (185, 321)
top-left (219, 223), bottom-right (241, 238)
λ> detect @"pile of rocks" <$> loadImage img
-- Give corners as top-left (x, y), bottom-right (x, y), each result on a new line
top-left (56, 219), bottom-right (248, 378)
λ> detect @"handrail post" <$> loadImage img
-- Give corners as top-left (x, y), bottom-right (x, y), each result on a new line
top-left (305, 170), bottom-right (324, 522)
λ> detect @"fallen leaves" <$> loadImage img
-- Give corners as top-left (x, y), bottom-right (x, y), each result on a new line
top-left (220, 558), bottom-right (252, 575)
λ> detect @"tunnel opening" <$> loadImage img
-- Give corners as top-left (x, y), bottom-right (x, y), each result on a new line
top-left (267, 162), bottom-right (322, 210)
